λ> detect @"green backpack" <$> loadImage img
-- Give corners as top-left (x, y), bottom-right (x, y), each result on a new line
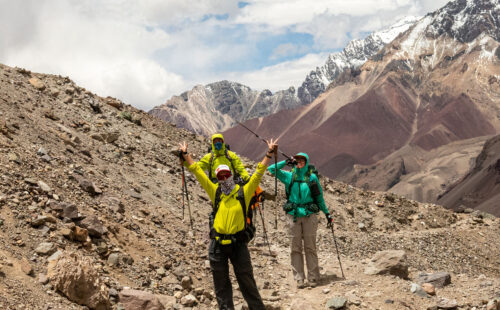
top-left (284, 165), bottom-right (321, 218)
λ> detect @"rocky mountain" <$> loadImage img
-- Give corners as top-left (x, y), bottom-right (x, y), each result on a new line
top-left (1, 63), bottom-right (499, 309)
top-left (149, 17), bottom-right (418, 136)
top-left (437, 134), bottom-right (500, 216)
top-left (223, 0), bottom-right (500, 212)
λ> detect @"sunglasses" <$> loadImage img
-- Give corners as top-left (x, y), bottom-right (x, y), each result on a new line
top-left (217, 172), bottom-right (232, 180)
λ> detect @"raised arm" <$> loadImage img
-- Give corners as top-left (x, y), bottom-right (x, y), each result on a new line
top-left (178, 142), bottom-right (217, 202)
top-left (243, 138), bottom-right (279, 205)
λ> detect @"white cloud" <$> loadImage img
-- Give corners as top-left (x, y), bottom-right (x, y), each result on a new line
top-left (224, 53), bottom-right (329, 91)
top-left (270, 43), bottom-right (310, 60)
top-left (0, 0), bottom-right (451, 111)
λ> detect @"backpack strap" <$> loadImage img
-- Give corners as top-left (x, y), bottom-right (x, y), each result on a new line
top-left (209, 150), bottom-right (215, 181)
top-left (213, 185), bottom-right (222, 213)
top-left (235, 187), bottom-right (249, 228)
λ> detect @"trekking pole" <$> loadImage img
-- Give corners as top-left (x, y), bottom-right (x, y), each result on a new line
top-left (257, 200), bottom-right (272, 255)
top-left (329, 223), bottom-right (345, 279)
top-left (237, 122), bottom-right (292, 159)
top-left (181, 165), bottom-right (186, 220)
top-left (274, 150), bottom-right (278, 230)
top-left (179, 153), bottom-right (193, 230)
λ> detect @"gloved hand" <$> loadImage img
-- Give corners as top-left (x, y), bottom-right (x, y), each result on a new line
top-left (325, 213), bottom-right (333, 227)
top-left (286, 157), bottom-right (297, 166)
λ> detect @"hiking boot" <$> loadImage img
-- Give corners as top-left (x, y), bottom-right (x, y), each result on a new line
top-left (297, 280), bottom-right (306, 289)
top-left (308, 280), bottom-right (318, 288)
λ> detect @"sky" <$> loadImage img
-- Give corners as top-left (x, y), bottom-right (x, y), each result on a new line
top-left (0, 0), bottom-right (449, 111)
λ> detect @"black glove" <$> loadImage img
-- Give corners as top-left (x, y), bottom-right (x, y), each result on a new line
top-left (325, 213), bottom-right (333, 227)
top-left (286, 157), bottom-right (297, 166)
top-left (177, 150), bottom-right (187, 161)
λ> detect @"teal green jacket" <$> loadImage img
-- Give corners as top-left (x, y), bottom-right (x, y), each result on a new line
top-left (268, 152), bottom-right (329, 218)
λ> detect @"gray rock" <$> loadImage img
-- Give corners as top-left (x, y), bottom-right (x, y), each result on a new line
top-left (37, 181), bottom-right (52, 193)
top-left (108, 288), bottom-right (119, 297)
top-left (35, 242), bottom-right (55, 255)
top-left (80, 215), bottom-right (108, 237)
top-left (37, 147), bottom-right (48, 156)
top-left (417, 272), bottom-right (451, 288)
top-left (326, 296), bottom-right (347, 309)
top-left (410, 283), bottom-right (429, 298)
top-left (156, 267), bottom-right (166, 277)
top-left (8, 153), bottom-right (21, 164)
top-left (41, 155), bottom-right (52, 162)
top-left (119, 289), bottom-right (165, 310)
top-left (436, 297), bottom-right (458, 309)
top-left (60, 203), bottom-right (79, 220)
top-left (107, 253), bottom-right (120, 266)
top-left (180, 294), bottom-right (197, 307)
top-left (181, 276), bottom-right (192, 290)
top-left (38, 273), bottom-right (49, 284)
top-left (364, 250), bottom-right (408, 279)
top-left (31, 215), bottom-right (57, 227)
top-left (77, 177), bottom-right (102, 195)
top-left (47, 250), bottom-right (63, 262)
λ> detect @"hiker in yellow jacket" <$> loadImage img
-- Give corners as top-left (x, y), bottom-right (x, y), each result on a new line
top-left (198, 133), bottom-right (250, 184)
top-left (179, 138), bottom-right (278, 310)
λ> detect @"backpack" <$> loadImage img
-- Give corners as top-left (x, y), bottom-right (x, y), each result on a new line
top-left (209, 186), bottom-right (256, 244)
top-left (287, 165), bottom-right (320, 197)
top-left (285, 164), bottom-right (321, 210)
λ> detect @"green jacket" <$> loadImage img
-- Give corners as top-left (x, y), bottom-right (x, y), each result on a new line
top-left (268, 152), bottom-right (329, 218)
top-left (198, 133), bottom-right (250, 182)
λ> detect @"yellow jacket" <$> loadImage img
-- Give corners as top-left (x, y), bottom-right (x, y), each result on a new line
top-left (198, 133), bottom-right (250, 182)
top-left (188, 161), bottom-right (266, 235)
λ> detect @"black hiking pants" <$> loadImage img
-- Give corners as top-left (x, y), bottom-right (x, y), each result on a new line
top-left (209, 239), bottom-right (265, 310)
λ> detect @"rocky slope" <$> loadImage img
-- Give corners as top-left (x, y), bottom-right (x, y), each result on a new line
top-left (0, 63), bottom-right (499, 309)
top-left (224, 0), bottom-right (500, 212)
top-left (149, 18), bottom-right (418, 136)
top-left (437, 134), bottom-right (500, 216)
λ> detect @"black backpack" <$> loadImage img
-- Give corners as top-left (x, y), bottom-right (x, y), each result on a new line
top-left (209, 186), bottom-right (255, 243)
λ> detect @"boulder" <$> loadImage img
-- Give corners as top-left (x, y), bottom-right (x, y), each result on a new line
top-left (35, 242), bottom-right (55, 255)
top-left (20, 258), bottom-right (33, 276)
top-left (180, 294), bottom-right (197, 307)
top-left (364, 250), bottom-right (408, 279)
top-left (417, 272), bottom-right (451, 288)
top-left (28, 77), bottom-right (45, 90)
top-left (436, 297), bottom-right (458, 309)
top-left (76, 176), bottom-right (102, 195)
top-left (410, 283), bottom-right (429, 298)
top-left (80, 216), bottom-right (108, 238)
top-left (31, 215), bottom-right (57, 227)
top-left (326, 296), bottom-right (348, 309)
top-left (47, 251), bottom-right (111, 310)
top-left (118, 289), bottom-right (165, 310)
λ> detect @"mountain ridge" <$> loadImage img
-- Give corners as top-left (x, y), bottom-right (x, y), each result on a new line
top-left (149, 17), bottom-right (419, 136)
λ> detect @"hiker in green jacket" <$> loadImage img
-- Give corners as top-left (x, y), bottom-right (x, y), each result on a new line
top-left (179, 138), bottom-right (278, 310)
top-left (198, 133), bottom-right (250, 184)
top-left (268, 152), bottom-right (332, 288)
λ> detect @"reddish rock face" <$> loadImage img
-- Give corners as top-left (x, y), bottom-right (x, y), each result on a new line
top-left (411, 93), bottom-right (495, 151)
top-left (438, 134), bottom-right (500, 216)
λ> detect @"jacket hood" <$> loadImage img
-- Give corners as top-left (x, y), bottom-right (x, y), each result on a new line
top-left (294, 152), bottom-right (309, 177)
top-left (211, 133), bottom-right (226, 155)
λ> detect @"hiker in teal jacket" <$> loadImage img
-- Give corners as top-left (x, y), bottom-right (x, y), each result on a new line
top-left (268, 152), bottom-right (332, 288)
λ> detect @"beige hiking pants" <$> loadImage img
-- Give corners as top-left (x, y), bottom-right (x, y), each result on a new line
top-left (287, 213), bottom-right (320, 282)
